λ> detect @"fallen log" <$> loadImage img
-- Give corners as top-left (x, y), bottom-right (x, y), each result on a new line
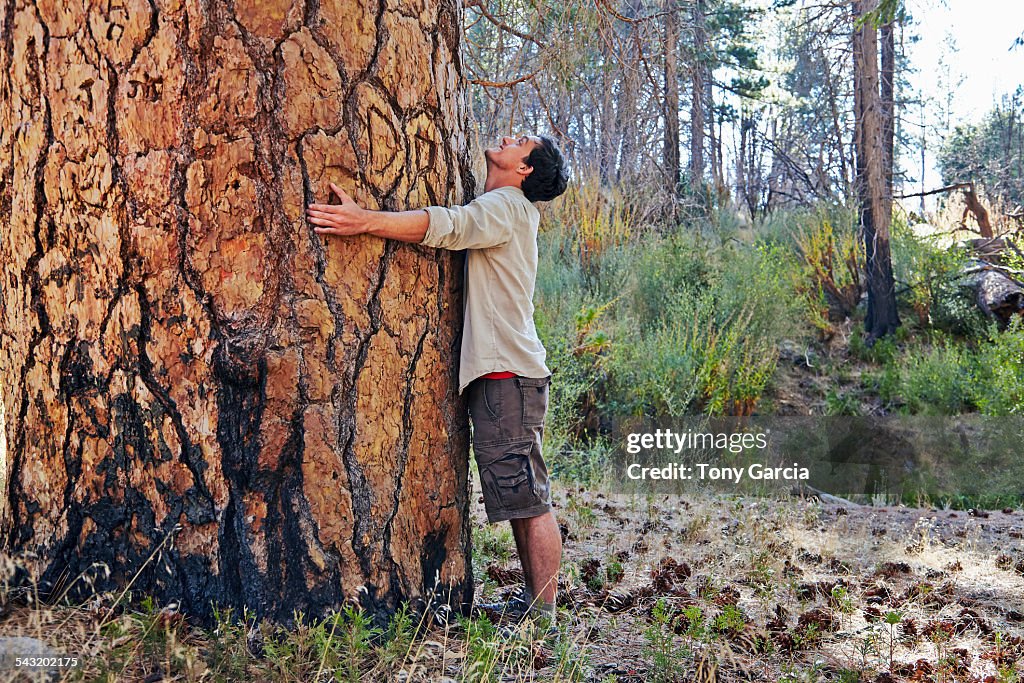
top-left (791, 483), bottom-right (861, 508)
top-left (960, 266), bottom-right (1024, 329)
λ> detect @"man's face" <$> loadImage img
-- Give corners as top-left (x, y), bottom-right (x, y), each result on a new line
top-left (484, 135), bottom-right (541, 173)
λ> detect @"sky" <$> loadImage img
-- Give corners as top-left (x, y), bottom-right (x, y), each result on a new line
top-left (903, 0), bottom-right (1024, 192)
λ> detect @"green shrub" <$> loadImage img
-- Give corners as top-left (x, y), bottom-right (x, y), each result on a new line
top-left (604, 294), bottom-right (705, 417)
top-left (974, 317), bottom-right (1024, 415)
top-left (642, 598), bottom-right (689, 683)
top-left (849, 327), bottom-right (899, 365)
top-left (899, 336), bottom-right (980, 415)
top-left (889, 217), bottom-right (990, 338)
top-left (602, 240), bottom-right (796, 417)
top-left (930, 279), bottom-right (991, 339)
top-left (629, 233), bottom-right (713, 328)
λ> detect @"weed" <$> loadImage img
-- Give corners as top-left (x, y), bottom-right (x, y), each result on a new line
top-left (642, 598), bottom-right (688, 683)
top-left (882, 610), bottom-right (903, 670)
top-left (829, 585), bottom-right (855, 620)
top-left (712, 604), bottom-right (746, 637)
top-left (605, 558), bottom-right (625, 586)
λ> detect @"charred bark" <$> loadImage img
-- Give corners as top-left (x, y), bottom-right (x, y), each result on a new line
top-left (0, 0), bottom-right (474, 628)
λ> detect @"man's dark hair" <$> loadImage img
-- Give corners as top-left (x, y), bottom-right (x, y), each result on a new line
top-left (521, 135), bottom-right (568, 202)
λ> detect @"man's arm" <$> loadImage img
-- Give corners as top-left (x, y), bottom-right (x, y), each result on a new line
top-left (307, 182), bottom-right (516, 250)
top-left (307, 183), bottom-right (428, 243)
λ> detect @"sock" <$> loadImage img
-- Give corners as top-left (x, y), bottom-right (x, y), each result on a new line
top-left (532, 600), bottom-right (556, 624)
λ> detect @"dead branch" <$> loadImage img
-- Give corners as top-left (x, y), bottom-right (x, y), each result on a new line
top-left (595, 0), bottom-right (670, 25)
top-left (896, 182), bottom-right (993, 238)
top-left (470, 66), bottom-right (543, 89)
top-left (895, 182), bottom-right (976, 200)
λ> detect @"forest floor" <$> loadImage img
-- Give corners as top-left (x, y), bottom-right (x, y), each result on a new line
top-left (0, 482), bottom-right (1021, 681)
top-left (762, 317), bottom-right (878, 417)
top-left (458, 483), bottom-right (1024, 682)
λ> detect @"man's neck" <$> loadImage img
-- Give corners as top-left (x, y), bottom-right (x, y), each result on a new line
top-left (484, 172), bottom-right (524, 193)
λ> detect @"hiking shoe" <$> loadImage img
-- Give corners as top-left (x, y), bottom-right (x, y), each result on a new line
top-left (474, 586), bottom-right (534, 621)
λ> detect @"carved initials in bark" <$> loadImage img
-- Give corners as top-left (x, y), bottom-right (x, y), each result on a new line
top-left (0, 0), bottom-right (475, 626)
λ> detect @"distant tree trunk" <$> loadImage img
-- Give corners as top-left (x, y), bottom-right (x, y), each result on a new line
top-left (689, 0), bottom-right (706, 187)
top-left (0, 0), bottom-right (474, 627)
top-left (920, 102), bottom-right (927, 216)
top-left (664, 0), bottom-right (681, 199)
top-left (617, 0), bottom-right (644, 182)
top-left (737, 110), bottom-right (761, 218)
top-left (820, 46), bottom-right (849, 198)
top-left (708, 76), bottom-right (723, 194)
top-left (853, 0), bottom-right (901, 341)
top-left (600, 60), bottom-right (618, 183)
top-left (880, 21), bottom-right (895, 205)
top-left (737, 111), bottom-right (748, 208)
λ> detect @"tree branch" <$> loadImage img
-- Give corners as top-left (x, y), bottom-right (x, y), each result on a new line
top-left (463, 0), bottom-right (546, 47)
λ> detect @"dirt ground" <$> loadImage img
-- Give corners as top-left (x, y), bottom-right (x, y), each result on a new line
top-left (465, 482), bottom-right (1024, 682)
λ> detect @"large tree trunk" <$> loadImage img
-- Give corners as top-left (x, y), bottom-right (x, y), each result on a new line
top-left (0, 0), bottom-right (475, 628)
top-left (853, 0), bottom-right (900, 341)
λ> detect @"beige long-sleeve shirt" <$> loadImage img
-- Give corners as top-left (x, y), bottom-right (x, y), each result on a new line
top-left (421, 186), bottom-right (550, 394)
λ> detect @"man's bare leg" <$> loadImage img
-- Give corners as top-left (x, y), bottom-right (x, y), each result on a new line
top-left (510, 511), bottom-right (562, 606)
top-left (510, 521), bottom-right (533, 598)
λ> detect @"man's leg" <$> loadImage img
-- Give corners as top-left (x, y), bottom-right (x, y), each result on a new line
top-left (510, 520), bottom-right (533, 597)
top-left (510, 511), bottom-right (561, 606)
top-left (469, 375), bottom-right (561, 628)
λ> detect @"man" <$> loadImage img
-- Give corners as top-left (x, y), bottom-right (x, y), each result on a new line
top-left (306, 134), bottom-right (569, 636)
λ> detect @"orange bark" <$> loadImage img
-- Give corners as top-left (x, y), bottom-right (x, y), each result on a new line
top-left (0, 0), bottom-right (474, 626)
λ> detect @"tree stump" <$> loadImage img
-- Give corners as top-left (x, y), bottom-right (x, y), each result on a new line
top-left (0, 0), bottom-right (475, 627)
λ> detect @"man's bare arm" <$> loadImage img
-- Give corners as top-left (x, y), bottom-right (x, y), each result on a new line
top-left (306, 183), bottom-right (428, 243)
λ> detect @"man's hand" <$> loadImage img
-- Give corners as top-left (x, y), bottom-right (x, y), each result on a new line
top-left (307, 183), bottom-right (370, 236)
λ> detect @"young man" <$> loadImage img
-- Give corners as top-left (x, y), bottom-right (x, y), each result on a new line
top-left (306, 134), bottom-right (569, 634)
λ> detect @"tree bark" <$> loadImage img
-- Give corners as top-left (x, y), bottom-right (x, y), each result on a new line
top-left (599, 58), bottom-right (618, 184)
top-left (853, 0), bottom-right (900, 341)
top-left (689, 0), bottom-right (706, 188)
top-left (0, 0), bottom-right (475, 628)
top-left (663, 0), bottom-right (681, 197)
top-left (964, 269), bottom-right (1024, 329)
top-left (880, 20), bottom-right (895, 208)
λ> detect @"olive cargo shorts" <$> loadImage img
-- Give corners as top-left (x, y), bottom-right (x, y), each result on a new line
top-left (467, 375), bottom-right (553, 523)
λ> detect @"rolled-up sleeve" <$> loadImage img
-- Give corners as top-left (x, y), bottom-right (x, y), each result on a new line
top-left (420, 190), bottom-right (516, 250)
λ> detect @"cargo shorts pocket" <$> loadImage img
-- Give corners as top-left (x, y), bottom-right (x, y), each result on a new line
top-left (479, 443), bottom-right (539, 513)
top-left (515, 376), bottom-right (549, 428)
top-left (468, 377), bottom-right (501, 426)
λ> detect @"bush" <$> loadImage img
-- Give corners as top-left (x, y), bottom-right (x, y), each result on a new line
top-left (628, 233), bottom-right (713, 328)
top-left (973, 317), bottom-right (1024, 415)
top-left (537, 201), bottom-right (805, 421)
top-left (898, 335), bottom-right (980, 415)
top-left (928, 277), bottom-right (991, 339)
top-left (889, 216), bottom-right (989, 338)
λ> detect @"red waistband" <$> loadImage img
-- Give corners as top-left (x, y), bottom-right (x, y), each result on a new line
top-left (480, 371), bottom-right (517, 380)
